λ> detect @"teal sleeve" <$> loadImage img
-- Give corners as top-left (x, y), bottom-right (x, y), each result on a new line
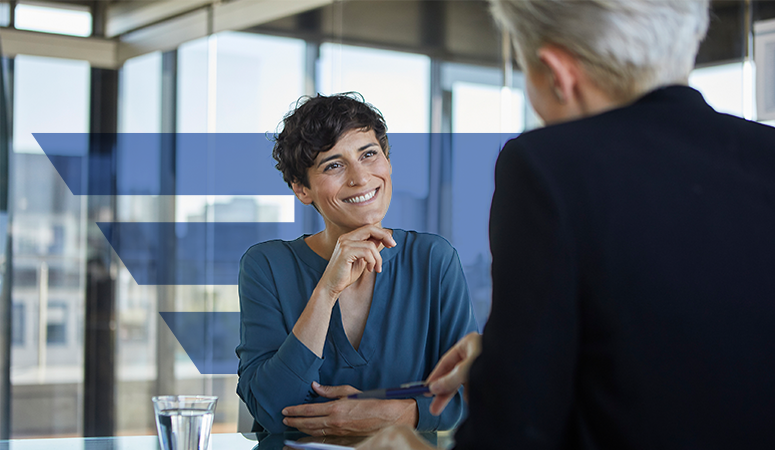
top-left (236, 252), bottom-right (324, 433)
top-left (417, 248), bottom-right (477, 431)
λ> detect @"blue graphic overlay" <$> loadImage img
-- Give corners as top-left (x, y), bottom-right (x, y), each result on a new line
top-left (38, 132), bottom-right (517, 373)
top-left (97, 221), bottom-right (305, 285)
top-left (34, 133), bottom-right (289, 195)
top-left (159, 312), bottom-right (240, 375)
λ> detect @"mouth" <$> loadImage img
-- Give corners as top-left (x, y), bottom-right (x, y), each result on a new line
top-left (343, 188), bottom-right (378, 204)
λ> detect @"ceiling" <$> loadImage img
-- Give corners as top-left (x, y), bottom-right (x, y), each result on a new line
top-left (7, 0), bottom-right (775, 68)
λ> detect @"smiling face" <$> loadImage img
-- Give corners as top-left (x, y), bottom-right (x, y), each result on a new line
top-left (292, 128), bottom-right (392, 234)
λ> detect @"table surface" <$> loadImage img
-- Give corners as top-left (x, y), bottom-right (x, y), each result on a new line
top-left (0, 431), bottom-right (454, 450)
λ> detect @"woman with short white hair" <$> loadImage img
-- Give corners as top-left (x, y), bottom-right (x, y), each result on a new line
top-left (358, 0), bottom-right (775, 448)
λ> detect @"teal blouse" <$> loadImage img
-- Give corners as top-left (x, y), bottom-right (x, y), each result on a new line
top-left (236, 229), bottom-right (478, 433)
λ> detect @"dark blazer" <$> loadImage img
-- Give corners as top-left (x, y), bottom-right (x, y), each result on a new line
top-left (454, 86), bottom-right (775, 449)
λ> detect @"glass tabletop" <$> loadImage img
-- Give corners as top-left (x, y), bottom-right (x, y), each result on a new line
top-left (0, 431), bottom-right (453, 450)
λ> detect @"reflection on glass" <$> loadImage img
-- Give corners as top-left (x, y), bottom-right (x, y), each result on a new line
top-left (11, 55), bottom-right (89, 437)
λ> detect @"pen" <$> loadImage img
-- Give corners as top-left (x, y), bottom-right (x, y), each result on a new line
top-left (347, 382), bottom-right (430, 400)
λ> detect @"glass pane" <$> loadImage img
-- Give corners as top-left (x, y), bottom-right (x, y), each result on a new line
top-left (175, 32), bottom-right (306, 432)
top-left (177, 37), bottom-right (209, 134)
top-left (11, 55), bottom-right (90, 438)
top-left (0, 2), bottom-right (10, 27)
top-left (116, 51), bottom-right (163, 435)
top-left (446, 63), bottom-right (526, 329)
top-left (13, 55), bottom-right (90, 154)
top-left (119, 52), bottom-right (162, 134)
top-left (689, 62), bottom-right (751, 118)
top-left (214, 32), bottom-right (305, 133)
top-left (319, 44), bottom-right (430, 132)
top-left (452, 82), bottom-right (525, 133)
top-left (14, 2), bottom-right (92, 37)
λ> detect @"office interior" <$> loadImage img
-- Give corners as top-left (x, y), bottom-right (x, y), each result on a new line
top-left (0, 0), bottom-right (773, 440)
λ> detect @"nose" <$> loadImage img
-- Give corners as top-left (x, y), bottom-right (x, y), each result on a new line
top-left (348, 163), bottom-right (369, 187)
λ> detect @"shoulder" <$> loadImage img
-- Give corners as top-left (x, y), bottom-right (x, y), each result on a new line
top-left (392, 229), bottom-right (459, 266)
top-left (240, 238), bottom-right (301, 270)
top-left (497, 85), bottom-right (775, 183)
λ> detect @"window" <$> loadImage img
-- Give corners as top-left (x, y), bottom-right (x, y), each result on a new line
top-left (13, 55), bottom-right (90, 154)
top-left (11, 54), bottom-right (89, 437)
top-left (445, 62), bottom-right (528, 328)
top-left (12, 304), bottom-right (25, 345)
top-left (689, 62), bottom-right (753, 119)
top-left (13, 267), bottom-right (36, 288)
top-left (116, 51), bottom-right (164, 435)
top-left (46, 302), bottom-right (68, 345)
top-left (319, 44), bottom-right (431, 132)
top-left (0, 2), bottom-right (10, 27)
top-left (452, 82), bottom-right (525, 133)
top-left (14, 2), bottom-right (92, 37)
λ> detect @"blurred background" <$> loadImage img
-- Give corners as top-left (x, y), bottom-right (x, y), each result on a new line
top-left (0, 0), bottom-right (774, 440)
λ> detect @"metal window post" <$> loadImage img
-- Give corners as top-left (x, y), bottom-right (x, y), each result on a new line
top-left (0, 46), bottom-right (14, 441)
top-left (83, 2), bottom-right (118, 436)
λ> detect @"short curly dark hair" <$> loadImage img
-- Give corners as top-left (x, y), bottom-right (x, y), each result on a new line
top-left (272, 92), bottom-right (390, 189)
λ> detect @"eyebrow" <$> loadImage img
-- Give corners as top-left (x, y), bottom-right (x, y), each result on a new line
top-left (316, 143), bottom-right (378, 168)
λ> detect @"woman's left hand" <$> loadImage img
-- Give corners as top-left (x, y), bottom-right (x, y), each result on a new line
top-left (282, 382), bottom-right (418, 436)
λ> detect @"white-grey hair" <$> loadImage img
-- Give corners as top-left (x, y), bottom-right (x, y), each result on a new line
top-left (488, 0), bottom-right (710, 100)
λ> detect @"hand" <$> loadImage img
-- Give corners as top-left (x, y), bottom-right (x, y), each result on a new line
top-left (355, 425), bottom-right (434, 450)
top-left (319, 225), bottom-right (396, 298)
top-left (426, 332), bottom-right (482, 416)
top-left (282, 382), bottom-right (417, 436)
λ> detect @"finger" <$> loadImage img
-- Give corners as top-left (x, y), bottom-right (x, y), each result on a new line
top-left (351, 252), bottom-right (376, 273)
top-left (283, 416), bottom-right (328, 433)
top-left (429, 374), bottom-right (461, 402)
top-left (426, 349), bottom-right (464, 384)
top-left (344, 225), bottom-right (396, 248)
top-left (347, 239), bottom-right (382, 273)
top-left (367, 244), bottom-right (383, 273)
top-left (429, 393), bottom-right (455, 416)
top-left (427, 332), bottom-right (481, 384)
top-left (343, 242), bottom-right (379, 266)
top-left (351, 257), bottom-right (369, 277)
top-left (282, 403), bottom-right (331, 417)
top-left (313, 381), bottom-right (361, 398)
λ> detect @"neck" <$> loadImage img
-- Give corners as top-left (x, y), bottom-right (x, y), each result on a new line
top-left (577, 82), bottom-right (625, 118)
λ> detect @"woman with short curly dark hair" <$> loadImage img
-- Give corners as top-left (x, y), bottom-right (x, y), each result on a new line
top-left (236, 93), bottom-right (477, 436)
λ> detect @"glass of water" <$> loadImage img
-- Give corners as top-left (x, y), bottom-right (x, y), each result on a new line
top-left (152, 395), bottom-right (218, 450)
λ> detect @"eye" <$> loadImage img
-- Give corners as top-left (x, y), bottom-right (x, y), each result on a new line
top-left (363, 150), bottom-right (378, 159)
top-left (324, 162), bottom-right (342, 172)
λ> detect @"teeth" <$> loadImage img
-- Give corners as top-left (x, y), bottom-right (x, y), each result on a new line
top-left (345, 189), bottom-right (376, 204)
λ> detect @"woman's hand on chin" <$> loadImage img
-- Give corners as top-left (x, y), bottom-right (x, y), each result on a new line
top-left (319, 225), bottom-right (396, 299)
top-left (281, 381), bottom-right (416, 437)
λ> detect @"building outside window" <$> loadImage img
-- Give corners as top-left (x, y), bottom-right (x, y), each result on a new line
top-left (10, 54), bottom-right (90, 437)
